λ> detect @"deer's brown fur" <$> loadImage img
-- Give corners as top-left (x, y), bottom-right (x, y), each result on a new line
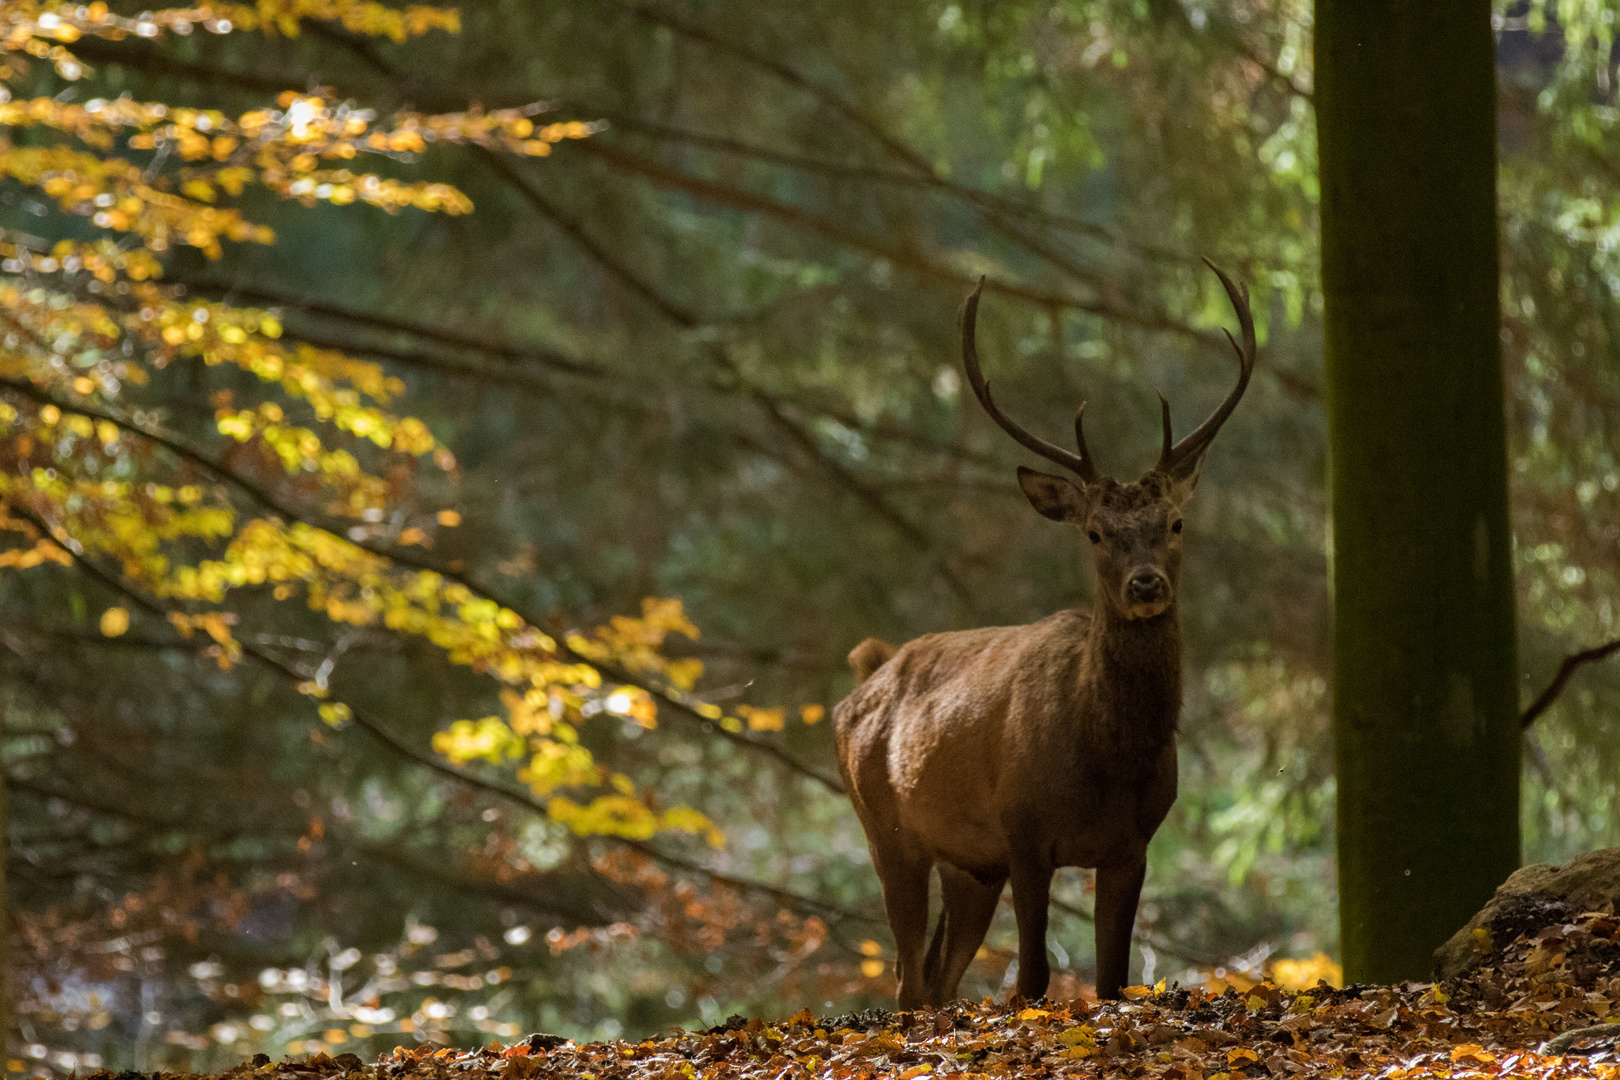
top-left (834, 263), bottom-right (1255, 1009)
top-left (848, 637), bottom-right (898, 684)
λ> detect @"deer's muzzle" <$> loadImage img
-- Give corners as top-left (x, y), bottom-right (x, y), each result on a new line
top-left (1124, 568), bottom-right (1171, 617)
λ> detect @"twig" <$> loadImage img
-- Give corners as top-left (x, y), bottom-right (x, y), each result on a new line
top-left (1520, 636), bottom-right (1620, 729)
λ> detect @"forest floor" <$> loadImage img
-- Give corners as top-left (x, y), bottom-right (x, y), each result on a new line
top-left (104, 911), bottom-right (1620, 1080)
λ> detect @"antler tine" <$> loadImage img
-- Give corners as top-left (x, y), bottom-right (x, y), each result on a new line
top-left (1156, 392), bottom-right (1172, 463)
top-left (962, 278), bottom-right (1101, 484)
top-left (1156, 259), bottom-right (1257, 474)
top-left (1074, 402), bottom-right (1101, 480)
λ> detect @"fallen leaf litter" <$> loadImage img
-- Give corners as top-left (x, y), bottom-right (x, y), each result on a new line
top-left (90, 909), bottom-right (1620, 1080)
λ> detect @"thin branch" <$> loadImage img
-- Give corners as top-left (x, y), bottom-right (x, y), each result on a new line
top-left (0, 374), bottom-right (845, 793)
top-left (64, 36), bottom-right (312, 94)
top-left (12, 503), bottom-right (873, 924)
top-left (590, 112), bottom-right (1178, 258)
top-left (569, 130), bottom-right (1325, 408)
top-left (7, 775), bottom-right (159, 825)
top-left (0, 623), bottom-right (205, 652)
top-left (1217, 29), bottom-right (1314, 101)
top-left (572, 139), bottom-right (1171, 325)
top-left (0, 373), bottom-right (294, 519)
top-left (172, 277), bottom-right (609, 381)
top-left (613, 1), bottom-right (930, 175)
top-left (352, 839), bottom-right (632, 925)
top-left (173, 277), bottom-right (1014, 471)
top-left (9, 766), bottom-right (628, 925)
top-left (475, 147), bottom-right (981, 609)
top-left (665, 709), bottom-right (847, 794)
top-left (592, 5), bottom-right (1335, 414)
top-left (1520, 637), bottom-right (1620, 729)
top-left (608, 2), bottom-right (1248, 317)
top-left (73, 20), bottom-right (1314, 396)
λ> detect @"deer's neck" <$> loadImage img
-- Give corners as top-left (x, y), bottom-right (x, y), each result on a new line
top-left (1081, 601), bottom-right (1182, 751)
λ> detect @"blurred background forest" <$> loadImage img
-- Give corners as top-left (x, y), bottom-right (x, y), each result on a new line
top-left (1, 0), bottom-right (1617, 1072)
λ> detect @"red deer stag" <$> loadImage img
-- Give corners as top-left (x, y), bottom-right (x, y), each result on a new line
top-left (834, 261), bottom-right (1255, 1008)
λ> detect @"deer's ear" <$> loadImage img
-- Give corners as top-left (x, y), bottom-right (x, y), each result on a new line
top-left (1017, 466), bottom-right (1087, 522)
top-left (1165, 450), bottom-right (1206, 507)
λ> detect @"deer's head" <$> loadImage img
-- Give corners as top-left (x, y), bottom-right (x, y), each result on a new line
top-left (961, 261), bottom-right (1256, 621)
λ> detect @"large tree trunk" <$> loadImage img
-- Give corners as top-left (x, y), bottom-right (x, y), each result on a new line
top-left (1, 760), bottom-right (7, 1045)
top-left (1316, 1), bottom-right (1521, 983)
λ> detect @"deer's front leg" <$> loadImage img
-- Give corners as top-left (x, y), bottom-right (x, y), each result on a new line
top-left (1094, 859), bottom-right (1146, 999)
top-left (1008, 854), bottom-right (1055, 1001)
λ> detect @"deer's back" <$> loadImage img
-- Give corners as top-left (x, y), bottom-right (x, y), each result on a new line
top-left (834, 609), bottom-right (1102, 871)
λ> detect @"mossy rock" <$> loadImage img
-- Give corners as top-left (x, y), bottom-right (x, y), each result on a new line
top-left (1434, 847), bottom-right (1620, 981)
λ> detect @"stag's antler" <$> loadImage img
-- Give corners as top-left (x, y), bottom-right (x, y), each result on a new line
top-left (961, 277), bottom-right (1102, 484)
top-left (1155, 259), bottom-right (1256, 478)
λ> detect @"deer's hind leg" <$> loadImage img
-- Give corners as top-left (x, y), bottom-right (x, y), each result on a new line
top-left (925, 864), bottom-right (1005, 1006)
top-left (869, 841), bottom-right (933, 1011)
top-left (922, 883), bottom-right (948, 993)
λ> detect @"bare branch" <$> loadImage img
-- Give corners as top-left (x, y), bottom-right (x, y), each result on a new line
top-left (11, 503), bottom-right (875, 924)
top-left (174, 278), bottom-right (1013, 472)
top-left (571, 138), bottom-right (1186, 328)
top-left (63, 35), bottom-right (310, 94)
top-left (591, 113), bottom-right (1177, 257)
top-left (614, 1), bottom-right (931, 174)
top-left (0, 375), bottom-right (845, 793)
top-left (173, 277), bottom-right (608, 381)
top-left (1520, 637), bottom-right (1620, 730)
top-left (475, 146), bottom-right (983, 611)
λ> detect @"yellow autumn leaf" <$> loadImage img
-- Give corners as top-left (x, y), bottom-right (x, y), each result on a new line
top-left (99, 606), bottom-right (129, 636)
top-left (1270, 952), bottom-right (1343, 990)
top-left (738, 704), bottom-right (785, 731)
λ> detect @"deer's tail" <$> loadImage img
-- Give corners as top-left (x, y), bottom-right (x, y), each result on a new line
top-left (848, 638), bottom-right (898, 685)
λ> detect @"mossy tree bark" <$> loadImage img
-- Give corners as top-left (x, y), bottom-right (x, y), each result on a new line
top-left (1316, 1), bottom-right (1521, 984)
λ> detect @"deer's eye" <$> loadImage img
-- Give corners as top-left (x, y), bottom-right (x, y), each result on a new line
top-left (1171, 519), bottom-right (1183, 534)
top-left (1087, 530), bottom-right (1102, 544)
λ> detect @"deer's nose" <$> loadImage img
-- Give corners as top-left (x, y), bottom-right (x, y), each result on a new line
top-left (1126, 569), bottom-right (1169, 603)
